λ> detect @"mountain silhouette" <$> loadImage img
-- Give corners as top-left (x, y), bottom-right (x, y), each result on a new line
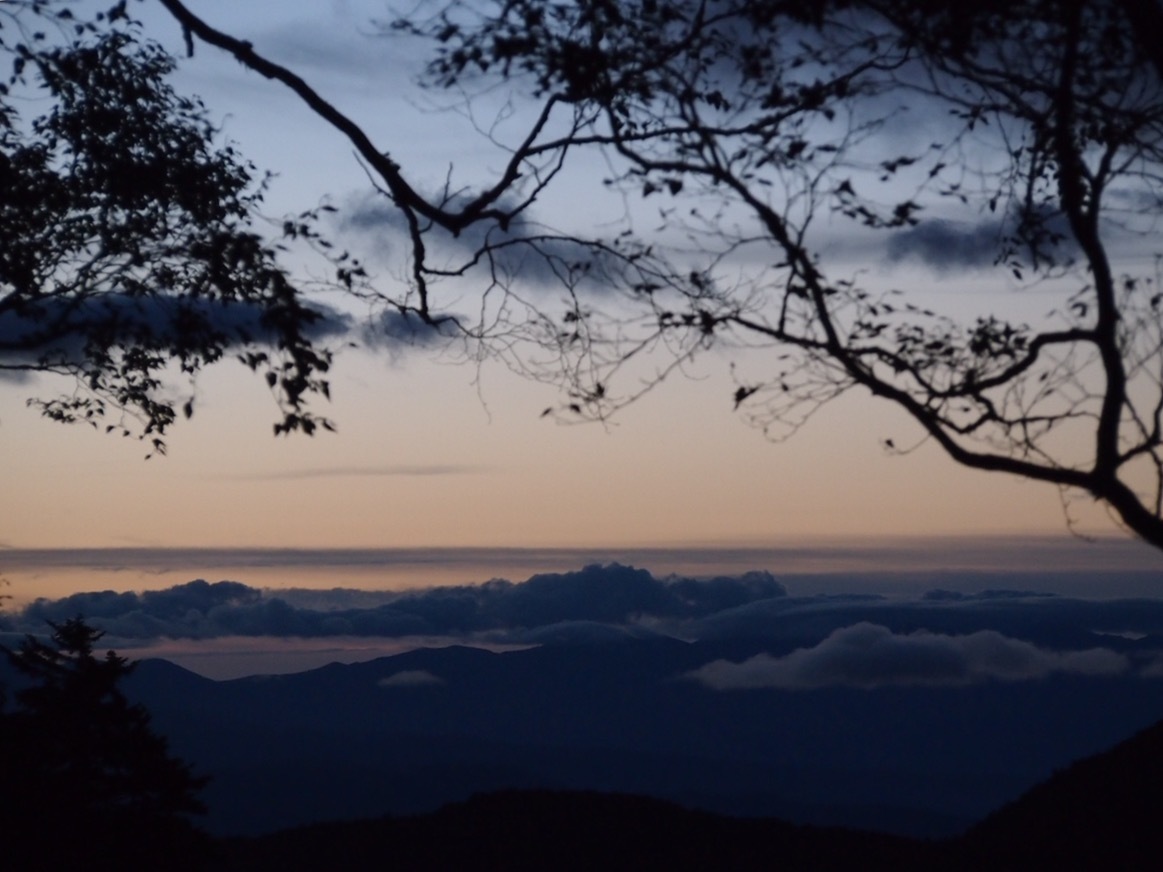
top-left (6, 629), bottom-right (1163, 868)
top-left (957, 718), bottom-right (1163, 868)
top-left (217, 789), bottom-right (936, 871)
top-left (117, 638), bottom-right (1163, 839)
top-left (218, 719), bottom-right (1163, 870)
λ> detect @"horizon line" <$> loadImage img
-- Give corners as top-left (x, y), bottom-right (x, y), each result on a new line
top-left (3, 533), bottom-right (1161, 575)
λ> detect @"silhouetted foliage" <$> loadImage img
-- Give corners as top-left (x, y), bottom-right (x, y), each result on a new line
top-left (155, 0), bottom-right (1163, 552)
top-left (0, 617), bottom-right (210, 871)
top-left (0, 1), bottom-right (337, 451)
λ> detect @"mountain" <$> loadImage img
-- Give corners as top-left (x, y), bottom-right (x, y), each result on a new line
top-left (217, 715), bottom-right (1163, 870)
top-left (957, 718), bottom-right (1163, 868)
top-left (121, 637), bottom-right (1163, 838)
top-left (215, 790), bottom-right (937, 872)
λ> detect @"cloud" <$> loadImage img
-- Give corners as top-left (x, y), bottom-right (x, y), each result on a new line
top-left (686, 622), bottom-right (1129, 690)
top-left (665, 570), bottom-right (793, 614)
top-left (0, 565), bottom-right (787, 643)
top-left (684, 587), bottom-right (1163, 651)
top-left (1107, 185), bottom-right (1163, 211)
top-left (886, 207), bottom-right (1077, 273)
top-left (886, 219), bottom-right (1004, 271)
top-left (1139, 655), bottom-right (1163, 678)
top-left (484, 564), bottom-right (786, 627)
top-left (503, 620), bottom-right (666, 646)
top-left (0, 293), bottom-right (457, 374)
top-left (6, 558), bottom-right (1162, 682)
top-left (336, 191), bottom-right (623, 292)
top-left (921, 589), bottom-right (1056, 602)
top-left (257, 22), bottom-right (405, 80)
top-left (0, 294), bottom-right (351, 366)
top-left (355, 309), bottom-right (458, 350)
top-left (8, 536), bottom-right (1159, 580)
top-left (378, 669), bottom-right (445, 687)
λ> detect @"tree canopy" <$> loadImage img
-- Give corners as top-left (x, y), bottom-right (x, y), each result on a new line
top-left (150, 0), bottom-right (1163, 551)
top-left (0, 0), bottom-right (338, 452)
top-left (7, 1), bottom-right (1163, 551)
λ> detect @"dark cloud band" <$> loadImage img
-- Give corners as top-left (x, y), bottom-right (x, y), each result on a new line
top-left (0, 564), bottom-right (788, 642)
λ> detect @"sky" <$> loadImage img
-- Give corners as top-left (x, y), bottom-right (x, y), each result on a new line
top-left (3, 0), bottom-right (1162, 620)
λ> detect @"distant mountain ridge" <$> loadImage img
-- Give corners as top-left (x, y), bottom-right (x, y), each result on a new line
top-left (120, 637), bottom-right (1163, 839)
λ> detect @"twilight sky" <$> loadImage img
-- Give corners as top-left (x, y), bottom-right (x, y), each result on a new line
top-left (3, 0), bottom-right (1161, 605)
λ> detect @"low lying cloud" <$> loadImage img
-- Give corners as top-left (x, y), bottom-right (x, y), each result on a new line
top-left (687, 622), bottom-right (1129, 690)
top-left (378, 669), bottom-right (445, 688)
top-left (504, 620), bottom-right (663, 646)
top-left (1, 565), bottom-right (787, 643)
top-left (7, 562), bottom-right (1161, 692)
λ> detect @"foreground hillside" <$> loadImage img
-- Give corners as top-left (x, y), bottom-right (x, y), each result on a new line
top-left (216, 791), bottom-right (937, 871)
top-left (961, 716), bottom-right (1163, 868)
top-left (217, 714), bottom-right (1163, 871)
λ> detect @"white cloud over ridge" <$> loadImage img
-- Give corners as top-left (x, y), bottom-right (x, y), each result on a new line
top-left (378, 669), bottom-right (444, 687)
top-left (687, 622), bottom-right (1129, 690)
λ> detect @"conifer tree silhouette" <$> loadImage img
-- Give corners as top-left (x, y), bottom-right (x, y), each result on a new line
top-left (0, 618), bottom-right (210, 871)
